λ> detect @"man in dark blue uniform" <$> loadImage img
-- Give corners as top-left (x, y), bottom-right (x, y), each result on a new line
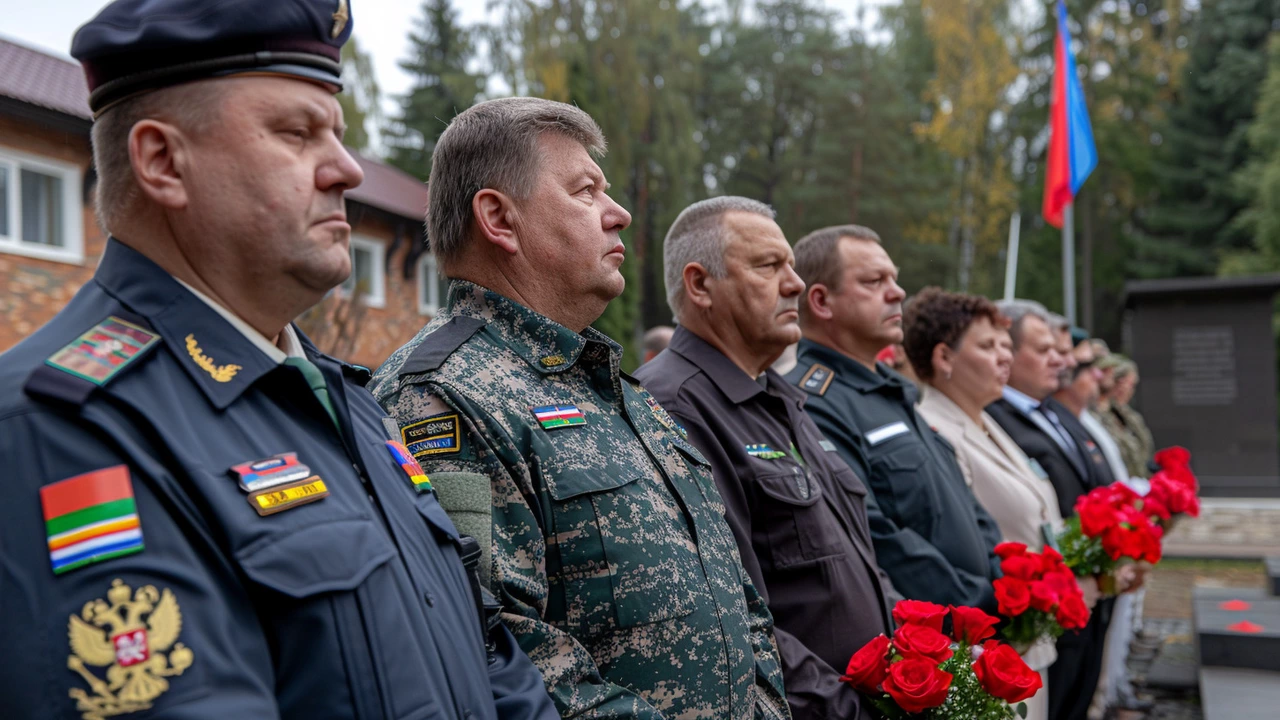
top-left (784, 225), bottom-right (1003, 613)
top-left (0, 3), bottom-right (556, 719)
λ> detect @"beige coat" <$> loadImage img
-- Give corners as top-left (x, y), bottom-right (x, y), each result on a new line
top-left (918, 387), bottom-right (1065, 547)
top-left (919, 387), bottom-right (1064, 720)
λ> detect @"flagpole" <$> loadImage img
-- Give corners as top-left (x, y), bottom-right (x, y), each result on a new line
top-left (1004, 211), bottom-right (1021, 301)
top-left (1062, 202), bottom-right (1076, 326)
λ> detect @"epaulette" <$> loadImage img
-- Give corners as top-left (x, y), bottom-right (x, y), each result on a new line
top-left (24, 312), bottom-right (161, 407)
top-left (399, 316), bottom-right (487, 377)
top-left (342, 362), bottom-right (372, 387)
top-left (796, 362), bottom-right (835, 396)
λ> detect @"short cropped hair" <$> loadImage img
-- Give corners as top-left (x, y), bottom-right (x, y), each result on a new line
top-left (91, 82), bottom-right (226, 234)
top-left (663, 196), bottom-right (775, 319)
top-left (793, 225), bottom-right (881, 322)
top-left (643, 325), bottom-right (674, 356)
top-left (903, 287), bottom-right (1007, 381)
top-left (427, 97), bottom-right (607, 271)
top-left (997, 299), bottom-right (1051, 351)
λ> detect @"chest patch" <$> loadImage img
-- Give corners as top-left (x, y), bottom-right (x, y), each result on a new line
top-left (532, 404), bottom-right (586, 430)
top-left (866, 421), bottom-right (910, 446)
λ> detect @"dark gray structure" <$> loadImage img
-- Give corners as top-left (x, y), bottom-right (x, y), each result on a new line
top-left (1122, 275), bottom-right (1280, 497)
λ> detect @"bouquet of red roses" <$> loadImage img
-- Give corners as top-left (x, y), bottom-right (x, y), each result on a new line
top-left (842, 600), bottom-right (1042, 719)
top-left (991, 542), bottom-right (1090, 651)
top-left (1142, 446), bottom-right (1200, 527)
top-left (1057, 484), bottom-right (1163, 593)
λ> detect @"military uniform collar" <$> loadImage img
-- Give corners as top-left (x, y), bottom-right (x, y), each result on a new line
top-left (669, 326), bottom-right (801, 405)
top-left (440, 279), bottom-right (621, 372)
top-left (796, 338), bottom-right (903, 393)
top-left (93, 238), bottom-right (283, 409)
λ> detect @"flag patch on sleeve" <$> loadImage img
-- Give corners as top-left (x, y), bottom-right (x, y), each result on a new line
top-left (41, 465), bottom-right (144, 575)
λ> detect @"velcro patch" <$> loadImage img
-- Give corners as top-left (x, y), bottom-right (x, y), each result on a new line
top-left (248, 477), bottom-right (329, 516)
top-left (46, 316), bottom-right (160, 386)
top-left (403, 413), bottom-right (461, 457)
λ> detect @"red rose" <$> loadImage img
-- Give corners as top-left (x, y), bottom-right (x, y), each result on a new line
top-left (1028, 580), bottom-right (1060, 613)
top-left (842, 634), bottom-right (891, 693)
top-left (893, 623), bottom-right (954, 664)
top-left (883, 657), bottom-right (954, 713)
top-left (1040, 546), bottom-right (1066, 570)
top-left (892, 599), bottom-right (948, 632)
top-left (994, 577), bottom-right (1031, 616)
top-left (1076, 499), bottom-right (1119, 537)
top-left (1141, 489), bottom-right (1172, 522)
top-left (994, 542), bottom-right (1028, 560)
top-left (1154, 446), bottom-right (1191, 470)
top-left (1040, 569), bottom-right (1079, 598)
top-left (974, 641), bottom-right (1044, 703)
top-left (950, 605), bottom-right (999, 645)
top-left (1055, 592), bottom-right (1090, 629)
top-left (1001, 554), bottom-right (1042, 581)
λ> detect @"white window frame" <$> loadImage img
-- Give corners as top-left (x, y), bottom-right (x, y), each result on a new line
top-left (0, 146), bottom-right (84, 265)
top-left (341, 234), bottom-right (386, 308)
top-left (416, 252), bottom-right (446, 316)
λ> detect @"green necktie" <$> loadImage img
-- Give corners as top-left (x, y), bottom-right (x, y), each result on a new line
top-left (284, 357), bottom-right (340, 431)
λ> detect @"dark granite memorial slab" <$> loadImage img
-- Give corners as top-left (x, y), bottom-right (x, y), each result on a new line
top-left (1143, 637), bottom-right (1199, 690)
top-left (1192, 586), bottom-right (1270, 603)
top-left (1194, 593), bottom-right (1280, 671)
top-left (1265, 556), bottom-right (1280, 595)
top-left (1200, 666), bottom-right (1280, 720)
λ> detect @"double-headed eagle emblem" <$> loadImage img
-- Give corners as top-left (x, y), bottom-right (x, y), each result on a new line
top-left (67, 579), bottom-right (194, 720)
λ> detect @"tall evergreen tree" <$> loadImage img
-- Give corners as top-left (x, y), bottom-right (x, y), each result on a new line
top-left (385, 0), bottom-right (484, 180)
top-left (1133, 0), bottom-right (1280, 278)
top-left (1224, 34), bottom-right (1280, 274)
top-left (337, 37), bottom-right (381, 152)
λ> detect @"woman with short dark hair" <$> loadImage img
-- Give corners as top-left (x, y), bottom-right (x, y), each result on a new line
top-left (904, 287), bottom-right (1093, 720)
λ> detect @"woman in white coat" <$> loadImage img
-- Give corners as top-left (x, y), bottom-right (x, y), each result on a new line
top-left (903, 288), bottom-right (1098, 720)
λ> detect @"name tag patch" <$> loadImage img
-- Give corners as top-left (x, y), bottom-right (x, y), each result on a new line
top-left (229, 452), bottom-right (312, 492)
top-left (248, 477), bottom-right (328, 516)
top-left (866, 421), bottom-right (910, 446)
top-left (402, 413), bottom-right (461, 457)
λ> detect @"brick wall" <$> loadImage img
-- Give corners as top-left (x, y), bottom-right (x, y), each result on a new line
top-left (0, 112), bottom-right (431, 372)
top-left (0, 113), bottom-right (105, 352)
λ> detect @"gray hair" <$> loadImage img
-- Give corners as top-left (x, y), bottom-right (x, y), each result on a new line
top-left (997, 299), bottom-right (1052, 350)
top-left (663, 196), bottom-right (775, 319)
top-left (1045, 312), bottom-right (1070, 332)
top-left (91, 82), bottom-right (226, 234)
top-left (793, 224), bottom-right (882, 322)
top-left (427, 97), bottom-right (607, 271)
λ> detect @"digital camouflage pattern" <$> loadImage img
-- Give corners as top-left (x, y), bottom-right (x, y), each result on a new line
top-left (1096, 401), bottom-right (1156, 479)
top-left (371, 281), bottom-right (789, 720)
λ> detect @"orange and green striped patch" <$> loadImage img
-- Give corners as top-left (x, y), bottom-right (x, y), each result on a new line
top-left (40, 465), bottom-right (144, 575)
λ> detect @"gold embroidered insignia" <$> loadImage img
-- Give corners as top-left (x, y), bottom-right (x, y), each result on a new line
top-left (184, 334), bottom-right (241, 383)
top-left (331, 0), bottom-right (349, 39)
top-left (539, 355), bottom-right (566, 367)
top-left (67, 579), bottom-right (193, 720)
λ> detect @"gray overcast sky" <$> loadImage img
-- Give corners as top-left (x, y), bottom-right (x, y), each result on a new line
top-left (1, 0), bottom-right (891, 116)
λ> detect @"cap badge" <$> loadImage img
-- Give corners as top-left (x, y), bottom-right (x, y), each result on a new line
top-left (331, 0), bottom-right (350, 39)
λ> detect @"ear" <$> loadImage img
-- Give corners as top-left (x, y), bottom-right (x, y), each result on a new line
top-left (931, 342), bottom-right (952, 379)
top-left (805, 284), bottom-right (835, 321)
top-left (472, 189), bottom-right (519, 255)
top-left (682, 262), bottom-right (714, 310)
top-left (129, 120), bottom-right (188, 210)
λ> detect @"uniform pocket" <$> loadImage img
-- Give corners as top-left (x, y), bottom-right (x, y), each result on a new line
top-left (871, 442), bottom-right (941, 530)
top-left (754, 465), bottom-right (845, 567)
top-left (544, 467), bottom-right (698, 631)
top-left (237, 519), bottom-right (397, 598)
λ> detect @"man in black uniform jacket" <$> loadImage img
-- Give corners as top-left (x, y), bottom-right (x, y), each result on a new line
top-left (637, 198), bottom-right (896, 720)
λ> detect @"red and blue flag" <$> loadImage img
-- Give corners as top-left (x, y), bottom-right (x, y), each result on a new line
top-left (1043, 0), bottom-right (1098, 228)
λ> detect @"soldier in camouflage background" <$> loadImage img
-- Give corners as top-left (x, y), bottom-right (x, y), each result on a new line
top-left (372, 98), bottom-right (790, 720)
top-left (1095, 355), bottom-right (1155, 478)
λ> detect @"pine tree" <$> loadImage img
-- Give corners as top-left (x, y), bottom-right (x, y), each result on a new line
top-left (1134, 0), bottom-right (1280, 278)
top-left (1224, 34), bottom-right (1280, 274)
top-left (385, 0), bottom-right (484, 180)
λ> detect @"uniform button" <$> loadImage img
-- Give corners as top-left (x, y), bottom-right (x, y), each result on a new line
top-left (424, 592), bottom-right (436, 607)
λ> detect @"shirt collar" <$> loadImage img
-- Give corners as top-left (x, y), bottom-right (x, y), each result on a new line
top-left (1002, 385), bottom-right (1042, 416)
top-left (439, 279), bottom-right (621, 373)
top-left (92, 238), bottom-right (284, 409)
top-left (174, 278), bottom-right (304, 363)
top-left (669, 326), bottom-right (803, 405)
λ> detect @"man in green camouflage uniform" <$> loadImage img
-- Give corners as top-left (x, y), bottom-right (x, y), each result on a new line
top-left (372, 97), bottom-right (789, 720)
top-left (1095, 356), bottom-right (1155, 478)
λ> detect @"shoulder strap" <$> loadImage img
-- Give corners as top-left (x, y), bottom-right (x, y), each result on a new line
top-left (796, 362), bottom-right (835, 396)
top-left (399, 316), bottom-right (487, 377)
top-left (24, 311), bottom-right (161, 407)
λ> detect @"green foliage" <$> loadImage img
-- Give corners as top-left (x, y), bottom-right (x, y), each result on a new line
top-left (385, 0), bottom-right (484, 180)
top-left (1226, 34), bottom-right (1280, 274)
top-left (337, 37), bottom-right (380, 152)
